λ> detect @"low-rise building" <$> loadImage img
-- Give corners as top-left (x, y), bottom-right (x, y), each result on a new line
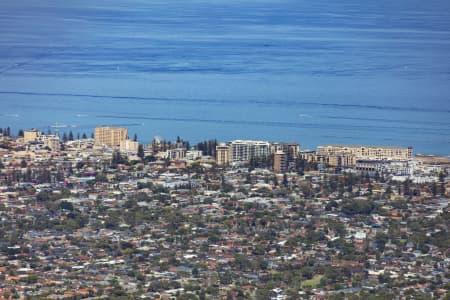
top-left (120, 139), bottom-right (139, 154)
top-left (317, 144), bottom-right (413, 161)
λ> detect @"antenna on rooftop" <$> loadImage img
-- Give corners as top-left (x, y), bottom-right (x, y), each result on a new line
top-left (51, 123), bottom-right (65, 137)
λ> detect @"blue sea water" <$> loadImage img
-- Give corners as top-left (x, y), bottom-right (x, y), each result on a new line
top-left (0, 0), bottom-right (449, 154)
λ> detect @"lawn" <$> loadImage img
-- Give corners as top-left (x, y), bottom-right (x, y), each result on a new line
top-left (301, 275), bottom-right (323, 288)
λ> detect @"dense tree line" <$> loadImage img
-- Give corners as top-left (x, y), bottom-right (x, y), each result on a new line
top-left (249, 154), bottom-right (273, 169)
top-left (196, 139), bottom-right (217, 156)
top-left (0, 127), bottom-right (11, 136)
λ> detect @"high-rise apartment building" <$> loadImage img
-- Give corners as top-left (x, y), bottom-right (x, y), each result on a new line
top-left (272, 143), bottom-right (300, 160)
top-left (216, 143), bottom-right (230, 166)
top-left (274, 150), bottom-right (288, 173)
top-left (229, 140), bottom-right (271, 163)
top-left (94, 126), bottom-right (128, 148)
top-left (272, 142), bottom-right (300, 170)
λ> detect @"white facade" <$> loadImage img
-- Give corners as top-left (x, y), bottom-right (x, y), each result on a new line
top-left (166, 148), bottom-right (187, 160)
top-left (230, 140), bottom-right (271, 162)
top-left (41, 135), bottom-right (60, 151)
top-left (120, 139), bottom-right (139, 154)
top-left (186, 150), bottom-right (203, 160)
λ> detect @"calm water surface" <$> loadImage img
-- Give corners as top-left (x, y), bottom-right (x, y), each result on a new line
top-left (0, 0), bottom-right (449, 154)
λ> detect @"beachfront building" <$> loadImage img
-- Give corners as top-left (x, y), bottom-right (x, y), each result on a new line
top-left (230, 140), bottom-right (271, 163)
top-left (317, 145), bottom-right (413, 161)
top-left (216, 143), bottom-right (230, 166)
top-left (274, 150), bottom-right (288, 173)
top-left (120, 139), bottom-right (139, 154)
top-left (94, 126), bottom-right (128, 148)
top-left (24, 129), bottom-right (42, 143)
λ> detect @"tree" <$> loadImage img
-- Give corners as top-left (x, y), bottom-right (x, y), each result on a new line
top-left (133, 133), bottom-right (138, 142)
top-left (20, 159), bottom-right (27, 168)
top-left (375, 232), bottom-right (388, 252)
top-left (17, 129), bottom-right (24, 137)
top-left (403, 179), bottom-right (411, 197)
top-left (82, 132), bottom-right (87, 139)
top-left (438, 171), bottom-right (446, 195)
top-left (68, 131), bottom-right (74, 141)
top-left (111, 151), bottom-right (128, 166)
top-left (325, 200), bottom-right (338, 211)
top-left (22, 274), bottom-right (38, 284)
top-left (342, 199), bottom-right (376, 215)
top-left (385, 185), bottom-right (392, 199)
top-left (137, 144), bottom-right (145, 159)
top-left (245, 173), bottom-right (252, 184)
top-left (62, 132), bottom-right (68, 142)
top-left (196, 139), bottom-right (217, 156)
top-left (36, 191), bottom-right (50, 202)
top-left (367, 178), bottom-right (373, 194)
top-left (431, 181), bottom-right (438, 196)
top-left (60, 201), bottom-right (74, 211)
top-left (219, 271), bottom-right (233, 284)
top-left (301, 182), bottom-right (313, 198)
top-left (95, 173), bottom-right (108, 182)
top-left (283, 174), bottom-right (289, 188)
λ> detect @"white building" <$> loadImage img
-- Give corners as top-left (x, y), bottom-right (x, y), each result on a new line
top-left (40, 135), bottom-right (60, 151)
top-left (230, 140), bottom-right (271, 163)
top-left (120, 139), bottom-right (139, 154)
top-left (166, 148), bottom-right (187, 160)
top-left (186, 150), bottom-right (203, 160)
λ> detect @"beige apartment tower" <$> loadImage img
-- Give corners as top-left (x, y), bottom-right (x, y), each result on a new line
top-left (317, 145), bottom-right (413, 161)
top-left (216, 143), bottom-right (230, 166)
top-left (24, 129), bottom-right (42, 143)
top-left (95, 126), bottom-right (128, 148)
top-left (274, 151), bottom-right (288, 173)
top-left (314, 144), bottom-right (413, 168)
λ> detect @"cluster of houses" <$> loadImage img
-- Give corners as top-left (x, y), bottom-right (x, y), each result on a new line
top-left (0, 128), bottom-right (449, 299)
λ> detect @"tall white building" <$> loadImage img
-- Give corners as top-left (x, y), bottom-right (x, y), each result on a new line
top-left (230, 140), bottom-right (271, 162)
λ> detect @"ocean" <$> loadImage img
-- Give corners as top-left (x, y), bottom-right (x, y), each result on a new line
top-left (0, 0), bottom-right (449, 154)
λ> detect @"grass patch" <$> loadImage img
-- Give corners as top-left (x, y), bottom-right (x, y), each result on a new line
top-left (301, 275), bottom-right (323, 288)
